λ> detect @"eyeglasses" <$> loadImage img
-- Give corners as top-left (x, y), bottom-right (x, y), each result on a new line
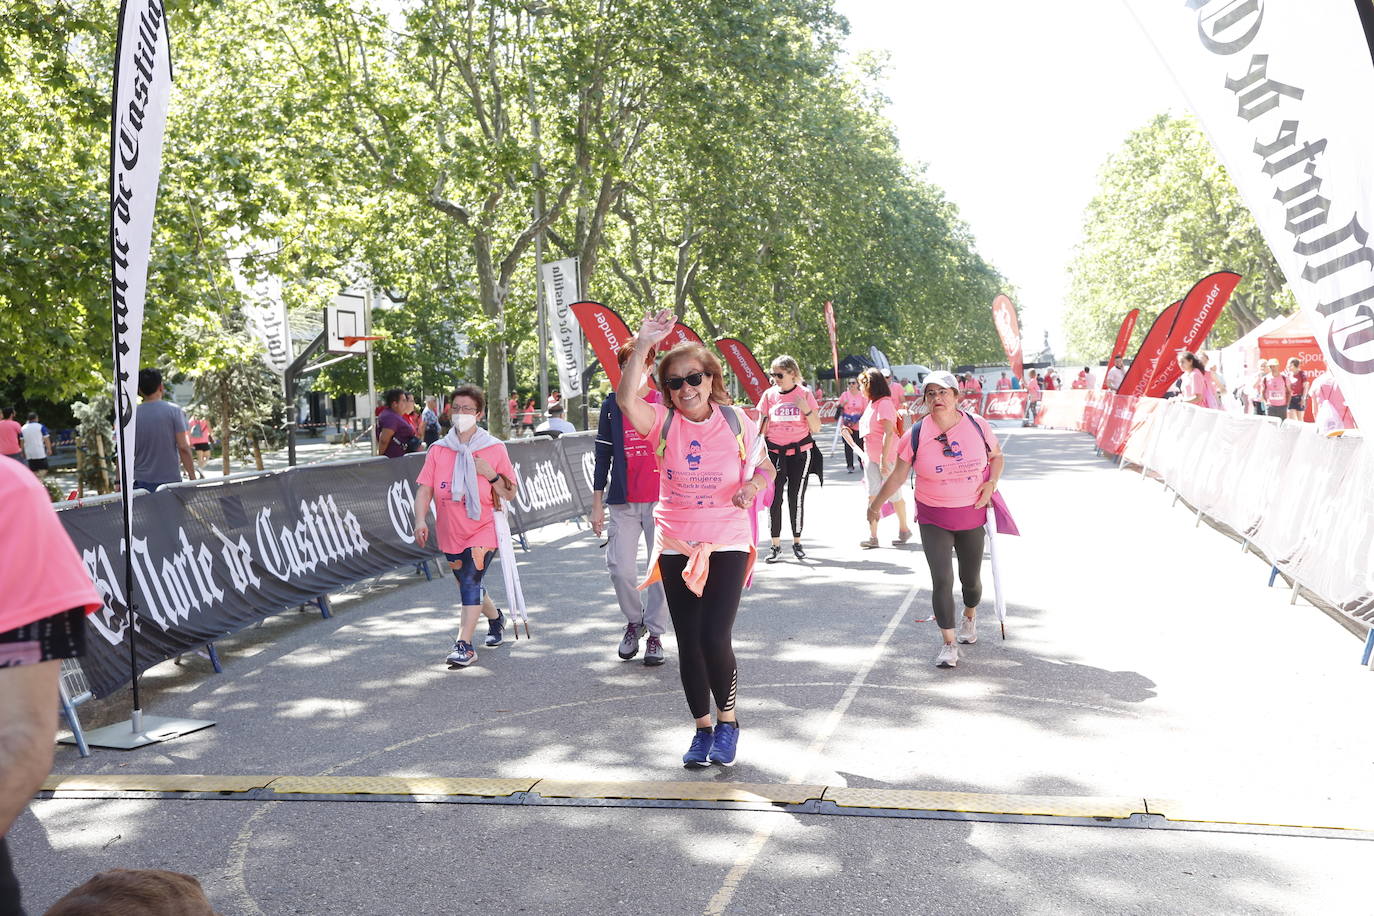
top-left (665, 371), bottom-right (708, 390)
top-left (770, 371), bottom-right (787, 379)
top-left (934, 432), bottom-right (957, 458)
top-left (452, 405), bottom-right (481, 415)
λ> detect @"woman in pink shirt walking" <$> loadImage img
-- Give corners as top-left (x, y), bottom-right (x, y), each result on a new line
top-left (757, 355), bottom-right (821, 562)
top-left (836, 378), bottom-right (867, 473)
top-left (1260, 359), bottom-right (1291, 419)
top-left (1176, 352), bottom-right (1212, 408)
top-left (843, 368), bottom-right (912, 548)
top-left (868, 371), bottom-right (1006, 669)
top-left (617, 310), bottom-right (774, 768)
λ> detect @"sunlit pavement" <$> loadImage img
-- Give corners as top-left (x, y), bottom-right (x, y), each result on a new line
top-left (13, 427), bottom-right (1373, 915)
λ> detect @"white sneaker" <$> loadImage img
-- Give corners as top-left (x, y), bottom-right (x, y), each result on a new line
top-left (957, 616), bottom-right (977, 644)
top-left (936, 643), bottom-right (959, 668)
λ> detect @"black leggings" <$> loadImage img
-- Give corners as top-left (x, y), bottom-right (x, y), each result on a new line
top-left (768, 447), bottom-right (813, 539)
top-left (841, 426), bottom-right (858, 469)
top-left (658, 552), bottom-right (748, 719)
top-left (919, 523), bottom-right (985, 630)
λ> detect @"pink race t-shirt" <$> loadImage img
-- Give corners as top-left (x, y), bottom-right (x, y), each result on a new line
top-left (0, 459), bottom-right (102, 638)
top-left (756, 385), bottom-right (819, 447)
top-left (1179, 368), bottom-right (1208, 405)
top-left (622, 389), bottom-right (661, 503)
top-left (858, 396), bottom-right (898, 463)
top-left (646, 403), bottom-right (757, 545)
top-left (898, 412), bottom-right (999, 509)
top-left (837, 390), bottom-right (866, 418)
top-left (417, 441), bottom-right (517, 553)
top-left (1263, 374), bottom-right (1288, 406)
top-left (0, 419), bottom-right (21, 455)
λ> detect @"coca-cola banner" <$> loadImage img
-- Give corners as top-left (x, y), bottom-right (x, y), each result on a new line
top-left (1117, 301), bottom-right (1183, 398)
top-left (1106, 308), bottom-right (1141, 387)
top-left (62, 433), bottom-right (597, 699)
top-left (1145, 271), bottom-right (1241, 397)
top-left (991, 294), bottom-right (1024, 381)
top-left (571, 301), bottom-right (633, 388)
top-left (983, 391), bottom-right (1029, 420)
top-left (715, 337), bottom-right (768, 403)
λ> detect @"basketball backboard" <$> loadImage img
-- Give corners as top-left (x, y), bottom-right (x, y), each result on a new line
top-left (325, 290), bottom-right (369, 354)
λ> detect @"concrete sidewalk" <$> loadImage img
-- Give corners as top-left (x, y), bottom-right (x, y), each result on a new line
top-left (12, 427), bottom-right (1372, 915)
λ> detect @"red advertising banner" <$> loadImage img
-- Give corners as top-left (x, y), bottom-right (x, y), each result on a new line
top-left (657, 320), bottom-right (704, 353)
top-left (1116, 301), bottom-right (1183, 398)
top-left (1105, 308), bottom-right (1140, 387)
top-left (958, 395), bottom-right (984, 415)
top-left (982, 390), bottom-right (1029, 420)
top-left (823, 300), bottom-right (840, 383)
top-left (715, 337), bottom-right (769, 404)
top-left (571, 300), bottom-right (633, 388)
top-left (1144, 271), bottom-right (1241, 397)
top-left (1095, 395), bottom-right (1164, 457)
top-left (991, 294), bottom-right (1024, 381)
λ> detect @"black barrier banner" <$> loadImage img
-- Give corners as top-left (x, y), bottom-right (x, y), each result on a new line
top-left (62, 434), bottom-right (599, 699)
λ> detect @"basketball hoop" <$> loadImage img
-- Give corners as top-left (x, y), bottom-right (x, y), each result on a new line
top-left (342, 335), bottom-right (384, 347)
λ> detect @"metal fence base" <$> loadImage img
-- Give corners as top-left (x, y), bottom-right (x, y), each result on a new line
top-left (67, 715), bottom-right (215, 750)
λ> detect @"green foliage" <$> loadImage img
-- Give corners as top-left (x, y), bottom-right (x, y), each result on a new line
top-left (70, 392), bottom-right (116, 494)
top-left (1064, 113), bottom-right (1295, 362)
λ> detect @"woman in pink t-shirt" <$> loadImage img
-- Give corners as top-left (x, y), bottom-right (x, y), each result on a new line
top-left (837, 378), bottom-right (867, 473)
top-left (0, 407), bottom-right (22, 463)
top-left (842, 368), bottom-right (912, 549)
top-left (1175, 352), bottom-right (1212, 408)
top-left (869, 371), bottom-right (1005, 669)
top-left (414, 386), bottom-right (518, 668)
top-left (1260, 359), bottom-right (1291, 419)
top-left (617, 310), bottom-right (773, 769)
top-left (757, 354), bottom-right (821, 563)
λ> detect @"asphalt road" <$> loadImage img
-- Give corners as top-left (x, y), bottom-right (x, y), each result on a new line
top-left (12, 426), bottom-right (1372, 915)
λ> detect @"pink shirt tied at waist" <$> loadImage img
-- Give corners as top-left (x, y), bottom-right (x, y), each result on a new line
top-left (639, 535), bottom-right (756, 598)
top-left (756, 385), bottom-right (819, 448)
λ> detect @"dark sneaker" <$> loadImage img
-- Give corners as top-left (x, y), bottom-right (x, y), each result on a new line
top-left (707, 721), bottom-right (739, 767)
top-left (683, 727), bottom-right (714, 768)
top-left (485, 610), bottom-right (506, 647)
top-left (618, 622), bottom-right (644, 660)
top-left (792, 543), bottom-right (807, 560)
top-left (765, 545), bottom-right (782, 564)
top-left (446, 640), bottom-right (476, 667)
top-left (643, 634), bottom-right (666, 666)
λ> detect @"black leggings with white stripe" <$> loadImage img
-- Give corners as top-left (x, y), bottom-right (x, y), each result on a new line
top-left (658, 552), bottom-right (748, 720)
top-left (768, 446), bottom-right (813, 539)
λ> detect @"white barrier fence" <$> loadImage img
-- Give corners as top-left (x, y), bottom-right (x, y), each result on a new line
top-left (1134, 400), bottom-right (1373, 637)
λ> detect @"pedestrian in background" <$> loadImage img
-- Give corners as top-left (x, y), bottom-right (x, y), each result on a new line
top-left (1260, 359), bottom-right (1291, 419)
top-left (0, 408), bottom-right (22, 464)
top-left (845, 367), bottom-right (911, 548)
top-left (1176, 351), bottom-right (1211, 408)
top-left (617, 310), bottom-right (773, 769)
top-left (1105, 357), bottom-right (1125, 392)
top-left (187, 416), bottom-right (214, 475)
top-left (1284, 357), bottom-right (1308, 421)
top-left (757, 355), bottom-right (821, 562)
top-left (422, 396), bottom-right (442, 447)
top-left (521, 398), bottom-right (537, 436)
top-left (375, 389), bottom-right (415, 458)
top-left (590, 340), bottom-right (668, 667)
top-left (133, 368), bottom-right (195, 491)
top-left (536, 403), bottom-right (576, 436)
top-left (413, 386), bottom-right (517, 668)
top-left (869, 371), bottom-right (1006, 669)
top-left (19, 414), bottom-right (50, 477)
top-left (837, 378), bottom-right (866, 473)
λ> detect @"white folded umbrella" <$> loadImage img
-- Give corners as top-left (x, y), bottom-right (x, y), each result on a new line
top-left (493, 507), bottom-right (530, 639)
top-left (984, 518), bottom-right (1007, 639)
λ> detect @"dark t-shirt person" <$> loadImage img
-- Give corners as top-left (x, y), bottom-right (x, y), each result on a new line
top-left (376, 408), bottom-right (413, 458)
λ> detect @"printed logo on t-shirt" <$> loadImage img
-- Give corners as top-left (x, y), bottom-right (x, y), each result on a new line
top-left (686, 440), bottom-right (703, 470)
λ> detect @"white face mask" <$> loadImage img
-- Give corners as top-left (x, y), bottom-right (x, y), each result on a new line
top-left (455, 413), bottom-right (478, 433)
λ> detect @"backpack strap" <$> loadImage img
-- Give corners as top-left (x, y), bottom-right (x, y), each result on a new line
top-left (908, 411), bottom-right (991, 459)
top-left (656, 405), bottom-right (747, 463)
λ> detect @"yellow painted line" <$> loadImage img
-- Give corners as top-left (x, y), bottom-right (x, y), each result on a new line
top-left (1145, 797), bottom-right (1374, 832)
top-left (824, 787), bottom-right (1145, 819)
top-left (268, 776), bottom-right (537, 797)
top-left (531, 780), bottom-right (825, 805)
top-left (42, 774), bottom-right (276, 793)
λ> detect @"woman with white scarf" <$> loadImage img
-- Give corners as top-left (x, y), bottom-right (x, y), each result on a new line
top-left (414, 386), bottom-right (518, 668)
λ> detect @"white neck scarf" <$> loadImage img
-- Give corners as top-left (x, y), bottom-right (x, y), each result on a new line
top-left (439, 425), bottom-right (499, 521)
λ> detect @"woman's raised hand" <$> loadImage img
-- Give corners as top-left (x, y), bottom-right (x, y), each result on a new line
top-left (638, 309), bottom-right (676, 348)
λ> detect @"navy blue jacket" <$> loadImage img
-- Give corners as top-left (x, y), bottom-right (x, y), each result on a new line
top-left (593, 393), bottom-right (635, 505)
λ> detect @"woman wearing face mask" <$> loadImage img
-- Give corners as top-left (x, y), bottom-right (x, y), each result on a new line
top-left (414, 386), bottom-right (519, 668)
top-left (617, 309), bottom-right (773, 769)
top-left (756, 355), bottom-right (821, 562)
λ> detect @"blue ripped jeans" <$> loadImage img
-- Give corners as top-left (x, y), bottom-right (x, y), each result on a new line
top-left (445, 547), bottom-right (491, 605)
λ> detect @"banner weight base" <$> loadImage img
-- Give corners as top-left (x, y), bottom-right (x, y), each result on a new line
top-left (65, 715), bottom-right (215, 750)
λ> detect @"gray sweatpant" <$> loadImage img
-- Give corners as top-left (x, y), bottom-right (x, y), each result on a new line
top-left (606, 501), bottom-right (668, 636)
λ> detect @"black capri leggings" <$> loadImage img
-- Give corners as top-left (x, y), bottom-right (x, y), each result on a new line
top-left (919, 523), bottom-right (985, 630)
top-left (768, 446), bottom-right (814, 539)
top-left (658, 551), bottom-right (749, 720)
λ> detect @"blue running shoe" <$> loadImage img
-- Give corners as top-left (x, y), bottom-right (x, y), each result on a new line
top-left (707, 721), bottom-right (739, 767)
top-left (485, 610), bottom-right (506, 647)
top-left (682, 727), bottom-right (714, 768)
top-left (446, 640), bottom-right (476, 667)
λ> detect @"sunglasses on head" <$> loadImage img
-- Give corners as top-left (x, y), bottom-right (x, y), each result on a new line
top-left (666, 371), bottom-right (708, 390)
top-left (934, 432), bottom-right (957, 458)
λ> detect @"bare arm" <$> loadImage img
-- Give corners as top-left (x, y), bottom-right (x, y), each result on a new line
top-left (376, 427), bottom-right (395, 456)
top-left (414, 484), bottom-right (434, 548)
top-left (880, 418), bottom-right (895, 470)
top-left (617, 309), bottom-right (675, 437)
top-left (867, 456), bottom-right (912, 519)
top-left (0, 660), bottom-right (59, 835)
top-left (176, 431), bottom-right (195, 477)
top-left (804, 394), bottom-right (822, 434)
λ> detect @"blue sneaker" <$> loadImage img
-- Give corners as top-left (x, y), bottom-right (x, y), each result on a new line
top-left (682, 728), bottom-right (714, 768)
top-left (445, 640), bottom-right (475, 667)
top-left (485, 610), bottom-right (506, 647)
top-left (707, 721), bottom-right (739, 767)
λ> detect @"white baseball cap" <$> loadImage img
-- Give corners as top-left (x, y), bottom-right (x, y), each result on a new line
top-left (922, 370), bottom-right (959, 391)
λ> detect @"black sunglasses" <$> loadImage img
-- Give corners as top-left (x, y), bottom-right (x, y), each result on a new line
top-left (934, 432), bottom-right (957, 458)
top-left (666, 371), bottom-right (708, 390)
top-left (770, 371), bottom-right (787, 379)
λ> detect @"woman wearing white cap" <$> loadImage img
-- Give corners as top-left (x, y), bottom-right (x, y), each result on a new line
top-left (867, 371), bottom-right (1005, 668)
